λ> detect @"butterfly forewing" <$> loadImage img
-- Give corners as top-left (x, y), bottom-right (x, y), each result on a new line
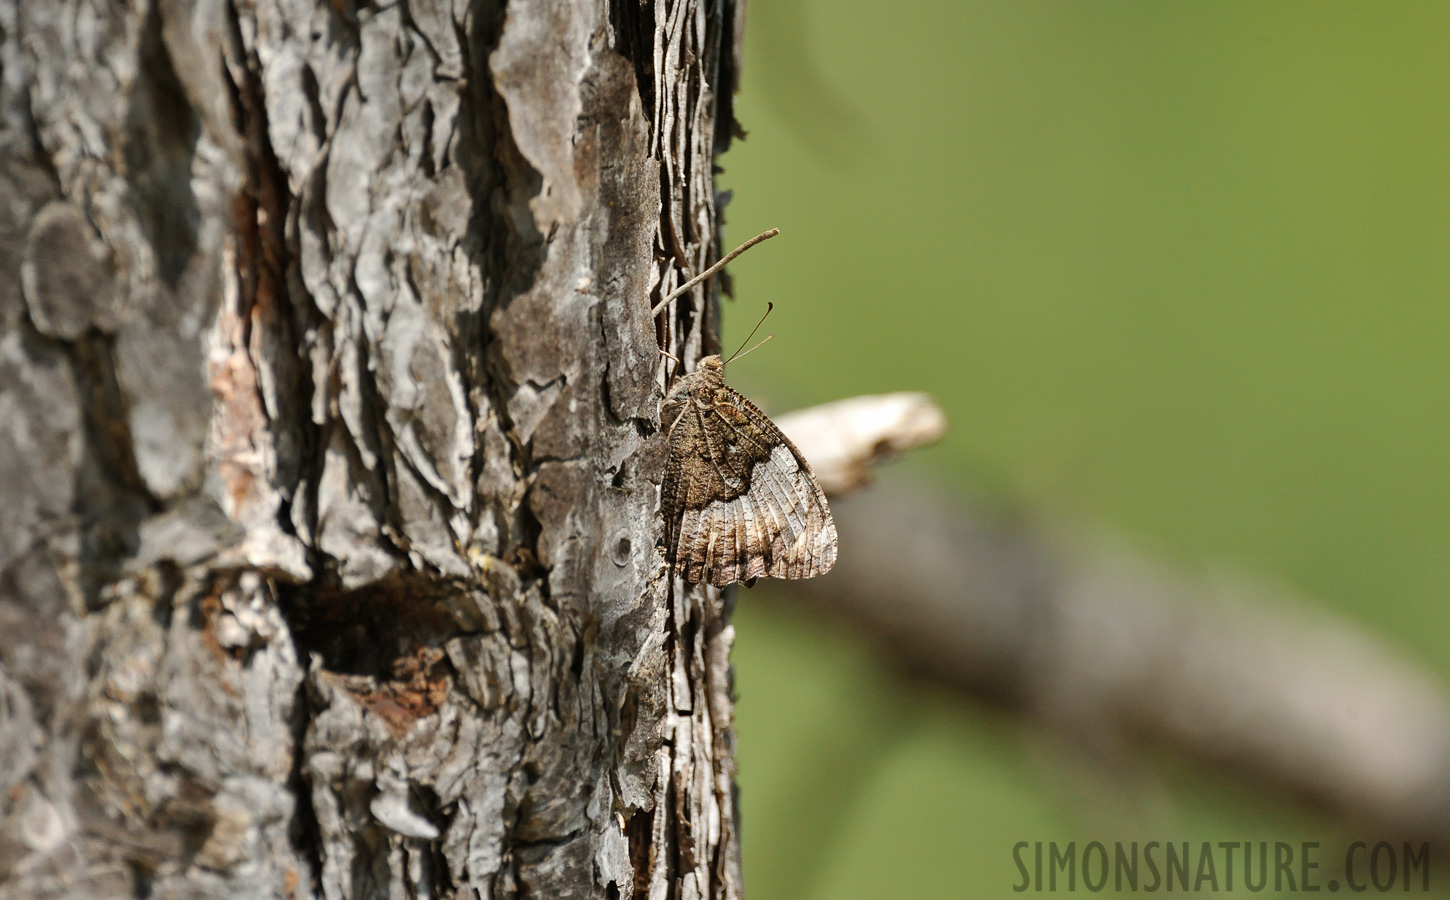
top-left (661, 359), bottom-right (837, 587)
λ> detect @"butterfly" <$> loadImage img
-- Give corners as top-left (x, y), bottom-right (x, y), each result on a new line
top-left (660, 352), bottom-right (837, 587)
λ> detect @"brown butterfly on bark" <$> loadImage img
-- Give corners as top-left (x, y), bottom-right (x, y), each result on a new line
top-left (654, 230), bottom-right (838, 587)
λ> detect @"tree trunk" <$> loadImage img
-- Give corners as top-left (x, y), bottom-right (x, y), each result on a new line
top-left (0, 0), bottom-right (742, 896)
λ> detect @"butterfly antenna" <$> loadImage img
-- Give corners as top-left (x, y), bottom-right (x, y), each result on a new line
top-left (724, 302), bottom-right (774, 365)
top-left (652, 228), bottom-right (780, 316)
top-left (727, 331), bottom-right (774, 365)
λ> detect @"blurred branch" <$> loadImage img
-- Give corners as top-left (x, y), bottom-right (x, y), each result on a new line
top-left (777, 399), bottom-right (1450, 846)
top-left (779, 392), bottom-right (947, 494)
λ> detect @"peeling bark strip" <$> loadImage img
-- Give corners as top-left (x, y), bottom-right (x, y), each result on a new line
top-left (1, 0), bottom-right (742, 897)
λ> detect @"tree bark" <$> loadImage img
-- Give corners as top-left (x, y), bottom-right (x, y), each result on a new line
top-left (0, 0), bottom-right (742, 897)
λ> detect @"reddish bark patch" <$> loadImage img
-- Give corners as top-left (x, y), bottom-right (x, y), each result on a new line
top-left (348, 645), bottom-right (451, 735)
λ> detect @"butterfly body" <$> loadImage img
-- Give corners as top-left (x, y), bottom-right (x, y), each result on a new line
top-left (661, 355), bottom-right (838, 586)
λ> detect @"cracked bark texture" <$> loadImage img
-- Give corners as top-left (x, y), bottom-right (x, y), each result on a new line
top-left (0, 0), bottom-right (742, 897)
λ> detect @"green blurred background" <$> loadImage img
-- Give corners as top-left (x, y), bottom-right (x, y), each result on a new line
top-left (714, 2), bottom-right (1450, 897)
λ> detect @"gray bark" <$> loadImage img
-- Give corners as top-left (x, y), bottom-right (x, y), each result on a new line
top-left (0, 0), bottom-right (742, 897)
